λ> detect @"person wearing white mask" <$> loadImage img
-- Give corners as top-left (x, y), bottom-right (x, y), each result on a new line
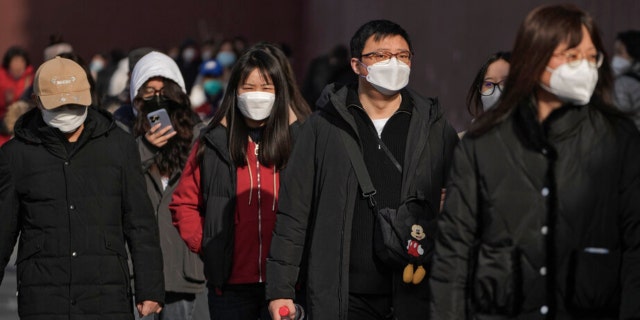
top-left (459, 51), bottom-right (511, 138)
top-left (266, 20), bottom-right (458, 320)
top-left (431, 4), bottom-right (640, 319)
top-left (170, 44), bottom-right (311, 320)
top-left (612, 30), bottom-right (640, 129)
top-left (0, 57), bottom-right (165, 319)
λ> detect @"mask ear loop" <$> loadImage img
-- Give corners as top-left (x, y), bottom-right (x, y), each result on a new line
top-left (356, 60), bottom-right (369, 78)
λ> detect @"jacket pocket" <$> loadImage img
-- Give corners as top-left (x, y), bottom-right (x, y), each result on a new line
top-left (566, 247), bottom-right (620, 314)
top-left (105, 235), bottom-right (132, 298)
top-left (471, 244), bottom-right (521, 316)
top-left (183, 246), bottom-right (206, 283)
top-left (16, 236), bottom-right (43, 285)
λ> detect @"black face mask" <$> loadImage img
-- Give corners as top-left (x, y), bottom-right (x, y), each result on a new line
top-left (142, 95), bottom-right (169, 114)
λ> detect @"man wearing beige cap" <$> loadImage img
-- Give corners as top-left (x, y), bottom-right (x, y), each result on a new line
top-left (0, 57), bottom-right (165, 319)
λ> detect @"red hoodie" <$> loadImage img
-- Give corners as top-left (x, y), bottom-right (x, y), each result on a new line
top-left (172, 140), bottom-right (279, 284)
top-left (0, 65), bottom-right (34, 118)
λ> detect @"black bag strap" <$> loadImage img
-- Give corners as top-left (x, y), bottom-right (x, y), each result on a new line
top-left (364, 114), bottom-right (402, 173)
top-left (339, 129), bottom-right (377, 209)
top-left (374, 133), bottom-right (402, 173)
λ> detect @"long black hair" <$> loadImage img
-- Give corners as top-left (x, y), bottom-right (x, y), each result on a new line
top-left (199, 46), bottom-right (294, 170)
top-left (469, 4), bottom-right (615, 136)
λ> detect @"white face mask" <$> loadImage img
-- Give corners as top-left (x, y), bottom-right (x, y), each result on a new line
top-left (237, 91), bottom-right (275, 121)
top-left (611, 55), bottom-right (632, 77)
top-left (481, 89), bottom-right (501, 111)
top-left (182, 48), bottom-right (196, 63)
top-left (41, 105), bottom-right (88, 133)
top-left (362, 58), bottom-right (411, 96)
top-left (540, 59), bottom-right (598, 106)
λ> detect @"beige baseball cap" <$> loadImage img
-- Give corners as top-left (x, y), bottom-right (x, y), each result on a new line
top-left (34, 57), bottom-right (92, 110)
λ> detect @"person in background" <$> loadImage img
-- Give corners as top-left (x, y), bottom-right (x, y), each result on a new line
top-left (130, 51), bottom-right (206, 320)
top-left (215, 39), bottom-right (240, 82)
top-left (95, 49), bottom-right (127, 108)
top-left (176, 39), bottom-right (202, 94)
top-left (112, 47), bottom-right (157, 132)
top-left (200, 40), bottom-right (217, 62)
top-left (266, 19), bottom-right (458, 320)
top-left (0, 46), bottom-right (33, 120)
top-left (612, 30), bottom-right (640, 129)
top-left (430, 4), bottom-right (640, 319)
top-left (302, 44), bottom-right (357, 108)
top-left (233, 35), bottom-right (249, 55)
top-left (42, 33), bottom-right (73, 61)
top-left (465, 51), bottom-right (511, 119)
top-left (0, 100), bottom-right (33, 146)
top-left (189, 59), bottom-right (225, 120)
top-left (170, 44), bottom-right (311, 320)
top-left (89, 53), bottom-right (107, 81)
top-left (0, 56), bottom-right (164, 319)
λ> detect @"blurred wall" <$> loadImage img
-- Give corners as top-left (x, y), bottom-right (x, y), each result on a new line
top-left (0, 0), bottom-right (304, 67)
top-left (1, 0), bottom-right (639, 130)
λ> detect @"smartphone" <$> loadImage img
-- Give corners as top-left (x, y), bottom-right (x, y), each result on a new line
top-left (146, 108), bottom-right (174, 134)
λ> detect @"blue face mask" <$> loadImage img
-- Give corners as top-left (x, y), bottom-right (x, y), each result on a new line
top-left (216, 51), bottom-right (237, 68)
top-left (203, 80), bottom-right (223, 96)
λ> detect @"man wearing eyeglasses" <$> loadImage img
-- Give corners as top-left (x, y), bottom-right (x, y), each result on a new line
top-left (266, 20), bottom-right (458, 319)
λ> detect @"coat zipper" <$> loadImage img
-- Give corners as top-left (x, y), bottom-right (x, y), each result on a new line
top-left (255, 142), bottom-right (264, 283)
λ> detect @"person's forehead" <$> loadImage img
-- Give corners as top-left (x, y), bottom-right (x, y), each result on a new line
top-left (363, 34), bottom-right (409, 51)
top-left (243, 68), bottom-right (272, 84)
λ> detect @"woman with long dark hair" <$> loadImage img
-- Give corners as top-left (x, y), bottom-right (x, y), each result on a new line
top-left (130, 51), bottom-right (206, 320)
top-left (431, 4), bottom-right (640, 319)
top-left (170, 44), bottom-right (311, 319)
top-left (465, 51), bottom-right (511, 119)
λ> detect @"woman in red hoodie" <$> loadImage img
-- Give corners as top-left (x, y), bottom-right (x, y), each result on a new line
top-left (170, 44), bottom-right (310, 319)
top-left (0, 46), bottom-right (33, 120)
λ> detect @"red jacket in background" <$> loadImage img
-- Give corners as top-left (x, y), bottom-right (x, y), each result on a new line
top-left (0, 66), bottom-right (34, 119)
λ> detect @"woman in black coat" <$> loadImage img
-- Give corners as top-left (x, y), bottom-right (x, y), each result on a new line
top-left (430, 4), bottom-right (640, 319)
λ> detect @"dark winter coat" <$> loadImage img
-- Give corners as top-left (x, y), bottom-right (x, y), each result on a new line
top-left (0, 108), bottom-right (164, 320)
top-left (266, 84), bottom-right (458, 319)
top-left (138, 130), bottom-right (206, 294)
top-left (430, 101), bottom-right (640, 319)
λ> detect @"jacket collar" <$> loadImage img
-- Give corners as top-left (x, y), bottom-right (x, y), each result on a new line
top-left (512, 98), bottom-right (587, 154)
top-left (201, 124), bottom-right (232, 165)
top-left (13, 107), bottom-right (116, 159)
top-left (14, 107), bottom-right (115, 143)
top-left (322, 83), bottom-right (439, 199)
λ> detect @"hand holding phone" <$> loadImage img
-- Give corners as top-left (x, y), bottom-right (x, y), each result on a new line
top-left (146, 108), bottom-right (174, 134)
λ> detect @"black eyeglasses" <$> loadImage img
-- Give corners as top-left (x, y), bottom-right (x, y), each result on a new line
top-left (141, 86), bottom-right (165, 99)
top-left (479, 81), bottom-right (504, 96)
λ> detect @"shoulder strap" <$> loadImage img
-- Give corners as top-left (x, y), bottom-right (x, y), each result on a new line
top-left (366, 115), bottom-right (402, 173)
top-left (375, 134), bottom-right (402, 173)
top-left (339, 129), bottom-right (377, 209)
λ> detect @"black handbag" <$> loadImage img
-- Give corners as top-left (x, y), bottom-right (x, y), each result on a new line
top-left (339, 128), bottom-right (436, 270)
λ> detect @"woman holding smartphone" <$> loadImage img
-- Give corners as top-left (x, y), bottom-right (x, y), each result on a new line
top-left (129, 51), bottom-right (206, 320)
top-left (170, 44), bottom-right (311, 319)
